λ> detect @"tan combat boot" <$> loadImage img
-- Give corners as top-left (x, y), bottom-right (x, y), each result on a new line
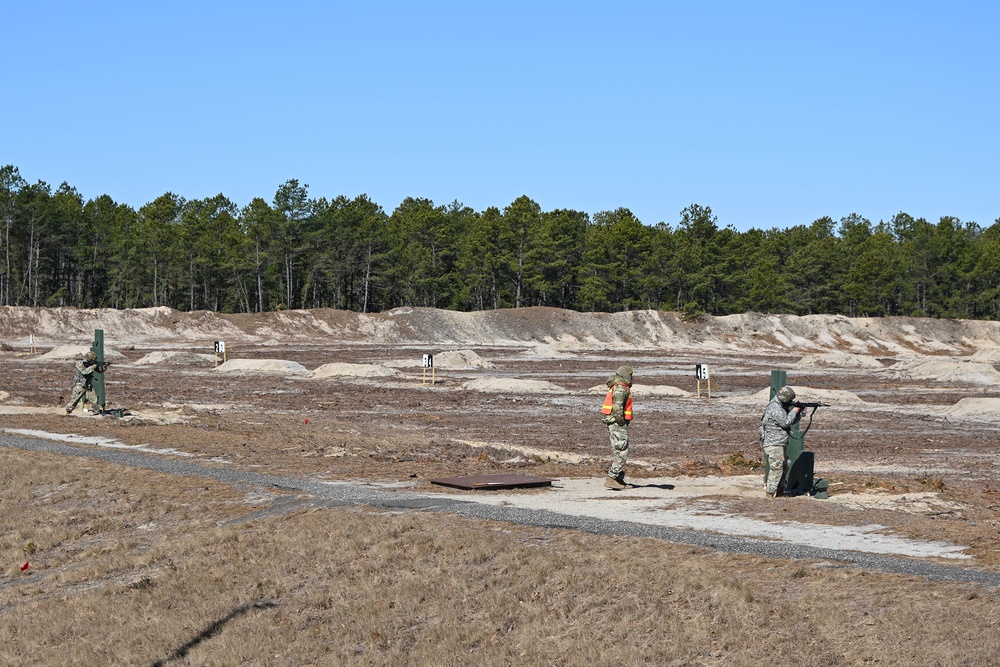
top-left (604, 476), bottom-right (626, 490)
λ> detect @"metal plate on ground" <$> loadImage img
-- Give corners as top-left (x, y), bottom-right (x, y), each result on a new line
top-left (430, 474), bottom-right (554, 490)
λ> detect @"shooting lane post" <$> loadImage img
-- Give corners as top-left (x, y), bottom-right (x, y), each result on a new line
top-left (422, 354), bottom-right (435, 385)
top-left (695, 364), bottom-right (710, 398)
top-left (768, 370), bottom-right (829, 499)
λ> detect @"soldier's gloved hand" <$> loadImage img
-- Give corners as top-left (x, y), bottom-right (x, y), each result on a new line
top-left (615, 415), bottom-right (626, 426)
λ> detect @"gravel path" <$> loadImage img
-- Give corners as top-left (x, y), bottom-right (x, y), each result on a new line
top-left (4, 432), bottom-right (999, 588)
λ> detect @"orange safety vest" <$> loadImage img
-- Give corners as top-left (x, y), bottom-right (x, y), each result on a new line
top-left (601, 383), bottom-right (633, 421)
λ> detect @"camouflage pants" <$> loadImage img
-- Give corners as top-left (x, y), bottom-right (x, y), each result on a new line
top-left (762, 444), bottom-right (787, 495)
top-left (607, 422), bottom-right (630, 477)
top-left (66, 383), bottom-right (98, 413)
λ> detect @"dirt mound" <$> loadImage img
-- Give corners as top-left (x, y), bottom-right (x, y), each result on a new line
top-left (310, 363), bottom-right (404, 379)
top-left (521, 344), bottom-right (576, 359)
top-left (797, 352), bottom-right (885, 369)
top-left (214, 359), bottom-right (309, 376)
top-left (940, 398), bottom-right (1000, 420)
top-left (461, 378), bottom-right (566, 393)
top-left (891, 359), bottom-right (1000, 384)
top-left (132, 351), bottom-right (220, 366)
top-left (635, 385), bottom-right (693, 397)
top-left (8, 306), bottom-right (1000, 356)
top-left (432, 350), bottom-right (496, 369)
top-left (35, 345), bottom-right (127, 361)
top-left (0, 306), bottom-right (248, 345)
top-left (724, 386), bottom-right (865, 406)
top-left (588, 383), bottom-right (691, 398)
top-left (970, 348), bottom-right (1000, 363)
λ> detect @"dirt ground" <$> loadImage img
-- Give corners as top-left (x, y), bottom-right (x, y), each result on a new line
top-left (3, 306), bottom-right (1000, 570)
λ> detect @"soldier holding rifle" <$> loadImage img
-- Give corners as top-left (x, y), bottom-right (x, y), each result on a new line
top-left (65, 351), bottom-right (111, 414)
top-left (758, 386), bottom-right (804, 498)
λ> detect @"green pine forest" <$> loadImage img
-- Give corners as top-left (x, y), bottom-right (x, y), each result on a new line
top-left (2, 164), bottom-right (998, 319)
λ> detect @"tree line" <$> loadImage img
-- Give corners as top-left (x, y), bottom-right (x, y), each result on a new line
top-left (2, 164), bottom-right (999, 319)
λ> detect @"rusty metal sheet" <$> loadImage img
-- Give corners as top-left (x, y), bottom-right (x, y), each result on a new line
top-left (430, 474), bottom-right (553, 490)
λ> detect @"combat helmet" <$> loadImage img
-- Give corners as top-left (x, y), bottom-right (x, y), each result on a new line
top-left (776, 386), bottom-right (796, 403)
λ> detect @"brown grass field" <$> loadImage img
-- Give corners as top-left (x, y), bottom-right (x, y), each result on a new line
top-left (2, 447), bottom-right (999, 667)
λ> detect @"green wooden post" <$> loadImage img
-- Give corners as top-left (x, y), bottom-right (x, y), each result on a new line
top-left (89, 329), bottom-right (106, 411)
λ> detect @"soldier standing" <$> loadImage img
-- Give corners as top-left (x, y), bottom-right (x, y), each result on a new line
top-left (601, 365), bottom-right (634, 489)
top-left (759, 385), bottom-right (802, 497)
top-left (65, 351), bottom-right (101, 414)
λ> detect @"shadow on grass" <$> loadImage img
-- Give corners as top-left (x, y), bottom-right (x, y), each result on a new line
top-left (152, 599), bottom-right (278, 666)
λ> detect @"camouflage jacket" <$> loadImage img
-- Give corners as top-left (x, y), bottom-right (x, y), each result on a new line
top-left (72, 360), bottom-right (96, 387)
top-left (759, 396), bottom-right (801, 448)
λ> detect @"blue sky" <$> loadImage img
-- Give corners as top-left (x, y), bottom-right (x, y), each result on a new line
top-left (5, 1), bottom-right (999, 231)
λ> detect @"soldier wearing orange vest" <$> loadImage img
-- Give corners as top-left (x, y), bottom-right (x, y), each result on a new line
top-left (601, 365), bottom-right (634, 489)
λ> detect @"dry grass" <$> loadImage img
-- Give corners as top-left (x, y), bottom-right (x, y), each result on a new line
top-left (0, 448), bottom-right (998, 666)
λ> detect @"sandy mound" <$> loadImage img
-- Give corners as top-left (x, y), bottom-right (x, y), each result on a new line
top-left (521, 344), bottom-right (576, 359)
top-left (462, 378), bottom-right (566, 393)
top-left (133, 351), bottom-right (220, 366)
top-left (892, 359), bottom-right (1000, 384)
top-left (940, 398), bottom-right (1000, 420)
top-left (724, 386), bottom-right (865, 407)
top-left (634, 385), bottom-right (693, 398)
top-left (432, 350), bottom-right (495, 369)
top-left (310, 363), bottom-right (404, 379)
top-left (9, 306), bottom-right (1000, 355)
top-left (970, 348), bottom-right (1000, 363)
top-left (214, 359), bottom-right (309, 376)
top-left (35, 345), bottom-right (127, 361)
top-left (588, 383), bottom-right (691, 398)
top-left (797, 352), bottom-right (885, 369)
top-left (382, 349), bottom-right (496, 369)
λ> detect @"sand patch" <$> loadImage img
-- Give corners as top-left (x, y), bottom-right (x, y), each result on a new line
top-left (381, 349), bottom-right (496, 369)
top-left (461, 378), bottom-right (566, 393)
top-left (970, 348), bottom-right (1000, 363)
top-left (939, 397), bottom-right (1000, 420)
top-left (420, 475), bottom-right (968, 559)
top-left (588, 383), bottom-right (692, 398)
top-left (722, 386), bottom-right (866, 407)
top-left (521, 344), bottom-right (576, 359)
top-left (133, 350), bottom-right (220, 366)
top-left (214, 359), bottom-right (309, 376)
top-left (455, 439), bottom-right (595, 465)
top-left (310, 363), bottom-right (404, 379)
top-left (797, 352), bottom-right (885, 369)
top-left (433, 349), bottom-right (496, 369)
top-left (892, 359), bottom-right (1000, 384)
top-left (35, 345), bottom-right (127, 361)
top-left (3, 428), bottom-right (212, 456)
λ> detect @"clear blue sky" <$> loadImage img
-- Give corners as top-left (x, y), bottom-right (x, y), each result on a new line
top-left (5, 1), bottom-right (999, 231)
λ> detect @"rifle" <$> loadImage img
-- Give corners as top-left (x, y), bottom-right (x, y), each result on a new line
top-left (85, 361), bottom-right (112, 373)
top-left (792, 401), bottom-right (828, 435)
top-left (792, 401), bottom-right (829, 411)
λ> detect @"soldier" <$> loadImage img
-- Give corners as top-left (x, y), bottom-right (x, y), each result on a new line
top-left (65, 351), bottom-right (101, 414)
top-left (601, 365), bottom-right (634, 489)
top-left (759, 385), bottom-right (803, 497)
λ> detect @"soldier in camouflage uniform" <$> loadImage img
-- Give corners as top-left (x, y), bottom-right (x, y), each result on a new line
top-left (601, 365), bottom-right (634, 490)
top-left (759, 385), bottom-right (802, 497)
top-left (65, 351), bottom-right (100, 414)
